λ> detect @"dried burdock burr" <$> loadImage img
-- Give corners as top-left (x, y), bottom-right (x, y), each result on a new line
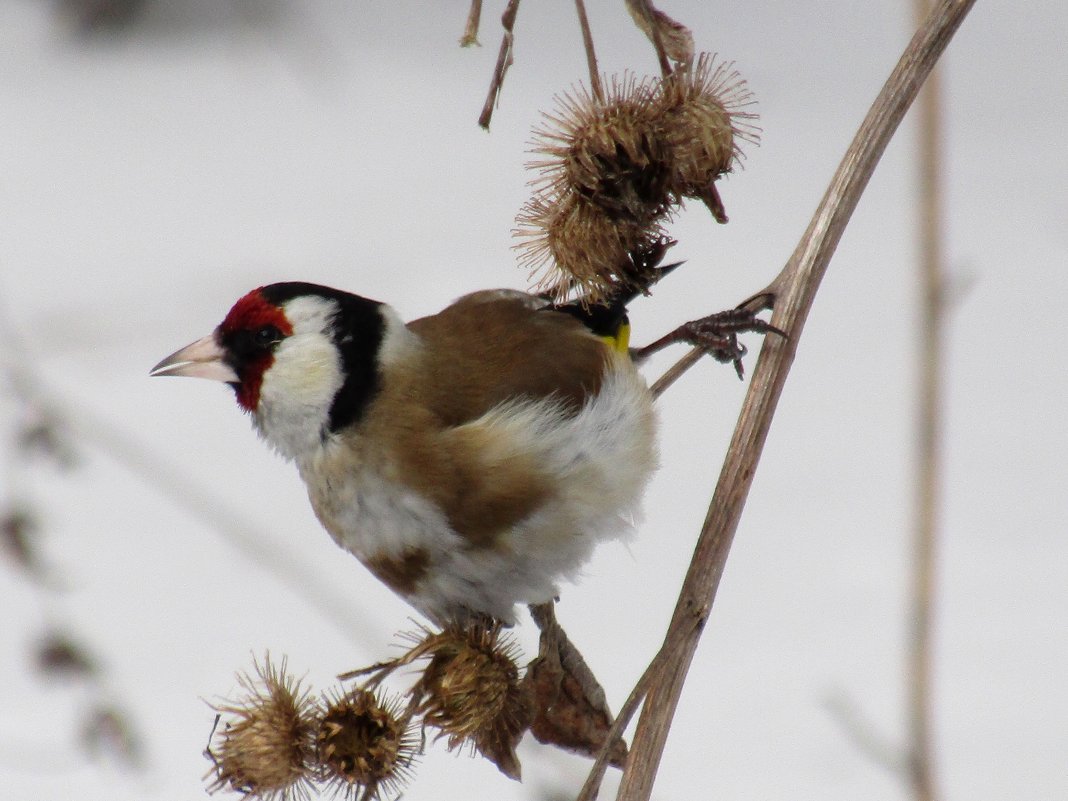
top-left (654, 53), bottom-right (759, 222)
top-left (411, 622), bottom-right (533, 780)
top-left (516, 190), bottom-right (670, 302)
top-left (531, 75), bottom-right (666, 220)
top-left (317, 687), bottom-right (415, 801)
top-left (517, 76), bottom-right (674, 302)
top-left (516, 53), bottom-right (757, 302)
top-left (206, 655), bottom-right (317, 801)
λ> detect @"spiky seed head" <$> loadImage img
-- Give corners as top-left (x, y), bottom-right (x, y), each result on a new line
top-left (517, 75), bottom-right (678, 303)
top-left (515, 190), bottom-right (669, 303)
top-left (410, 622), bottom-right (532, 778)
top-left (530, 76), bottom-right (668, 220)
top-left (515, 55), bottom-right (756, 301)
top-left (207, 656), bottom-right (317, 801)
top-left (317, 687), bottom-right (415, 800)
top-left (416, 624), bottom-right (519, 742)
top-left (654, 53), bottom-right (760, 201)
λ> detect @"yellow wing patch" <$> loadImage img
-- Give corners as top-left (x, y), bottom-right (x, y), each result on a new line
top-left (599, 320), bottom-right (631, 354)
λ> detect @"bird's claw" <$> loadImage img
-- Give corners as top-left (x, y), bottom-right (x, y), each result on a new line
top-left (675, 308), bottom-right (786, 379)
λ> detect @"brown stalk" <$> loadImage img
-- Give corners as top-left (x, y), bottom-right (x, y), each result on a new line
top-left (649, 347), bottom-right (703, 399)
top-left (460, 0), bottom-right (483, 47)
top-left (625, 0), bottom-right (671, 77)
top-left (599, 2), bottom-right (978, 800)
top-left (906, 0), bottom-right (946, 799)
top-left (573, 614), bottom-right (703, 801)
top-left (573, 0), bottom-right (604, 104)
top-left (478, 0), bottom-right (521, 130)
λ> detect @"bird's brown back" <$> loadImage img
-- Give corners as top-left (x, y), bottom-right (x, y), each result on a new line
top-left (405, 291), bottom-right (610, 426)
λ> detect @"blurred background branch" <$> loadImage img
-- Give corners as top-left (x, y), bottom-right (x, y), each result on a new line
top-left (906, 0), bottom-right (946, 798)
top-left (0, 300), bottom-right (386, 649)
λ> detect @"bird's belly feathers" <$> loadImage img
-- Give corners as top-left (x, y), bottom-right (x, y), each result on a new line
top-left (303, 357), bottom-right (657, 623)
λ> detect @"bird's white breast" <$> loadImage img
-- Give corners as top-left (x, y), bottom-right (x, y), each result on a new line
top-left (301, 351), bottom-right (657, 623)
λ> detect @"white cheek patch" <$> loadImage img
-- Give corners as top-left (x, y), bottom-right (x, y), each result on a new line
top-left (255, 296), bottom-right (346, 461)
top-left (262, 335), bottom-right (344, 408)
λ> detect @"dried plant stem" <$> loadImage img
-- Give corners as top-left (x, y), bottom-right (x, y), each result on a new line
top-left (610, 2), bottom-right (978, 800)
top-left (823, 690), bottom-right (908, 775)
top-left (649, 347), bottom-right (703, 398)
top-left (907, 1), bottom-right (945, 799)
top-left (460, 0), bottom-right (483, 47)
top-left (625, 0), bottom-right (672, 77)
top-left (573, 0), bottom-right (604, 103)
top-left (478, 0), bottom-right (521, 130)
top-left (574, 615), bottom-right (702, 801)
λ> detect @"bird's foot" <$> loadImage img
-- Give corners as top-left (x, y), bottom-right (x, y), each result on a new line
top-left (634, 307), bottom-right (786, 379)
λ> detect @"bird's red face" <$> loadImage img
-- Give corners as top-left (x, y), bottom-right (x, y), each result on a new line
top-left (216, 290), bottom-right (294, 411)
top-left (151, 287), bottom-right (293, 412)
top-left (153, 282), bottom-right (387, 461)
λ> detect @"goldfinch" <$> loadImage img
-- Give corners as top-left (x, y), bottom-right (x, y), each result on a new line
top-left (152, 283), bottom-right (658, 625)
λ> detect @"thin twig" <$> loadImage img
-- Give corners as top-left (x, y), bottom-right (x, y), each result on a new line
top-left (610, 2), bottom-right (978, 799)
top-left (823, 689), bottom-right (908, 776)
top-left (574, 615), bottom-right (701, 801)
top-left (907, 1), bottom-right (945, 798)
top-left (478, 0), bottom-right (521, 130)
top-left (649, 347), bottom-right (703, 398)
top-left (573, 0), bottom-right (604, 103)
top-left (460, 0), bottom-right (483, 47)
top-left (624, 0), bottom-right (689, 77)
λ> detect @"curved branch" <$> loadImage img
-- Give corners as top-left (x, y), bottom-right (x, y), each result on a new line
top-left (613, 2), bottom-right (978, 799)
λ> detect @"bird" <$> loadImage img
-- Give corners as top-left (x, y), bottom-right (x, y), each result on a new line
top-left (151, 282), bottom-right (660, 626)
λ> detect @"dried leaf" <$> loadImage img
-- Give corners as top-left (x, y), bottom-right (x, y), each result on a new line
top-left (526, 604), bottom-right (627, 766)
top-left (625, 0), bottom-right (694, 69)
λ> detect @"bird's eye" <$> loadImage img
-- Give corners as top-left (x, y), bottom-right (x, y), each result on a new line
top-left (254, 325), bottom-right (282, 348)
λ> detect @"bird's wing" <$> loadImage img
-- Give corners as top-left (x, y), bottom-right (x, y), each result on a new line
top-left (403, 292), bottom-right (612, 427)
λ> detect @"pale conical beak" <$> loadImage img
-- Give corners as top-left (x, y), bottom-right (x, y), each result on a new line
top-left (150, 334), bottom-right (239, 383)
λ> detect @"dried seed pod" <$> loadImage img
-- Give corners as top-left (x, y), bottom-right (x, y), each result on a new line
top-left (529, 75), bottom-right (669, 222)
top-left (654, 53), bottom-right (759, 219)
top-left (516, 190), bottom-right (670, 303)
top-left (516, 56), bottom-right (756, 301)
top-left (413, 622), bottom-right (533, 780)
top-left (207, 656), bottom-right (317, 801)
top-left (317, 688), bottom-right (415, 800)
top-left (518, 74), bottom-right (675, 302)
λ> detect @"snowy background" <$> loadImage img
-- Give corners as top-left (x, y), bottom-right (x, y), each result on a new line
top-left (1, 1), bottom-right (1066, 800)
